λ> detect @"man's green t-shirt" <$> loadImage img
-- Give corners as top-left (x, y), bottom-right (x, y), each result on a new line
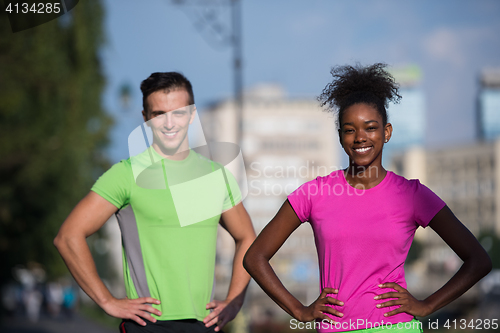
top-left (91, 148), bottom-right (241, 321)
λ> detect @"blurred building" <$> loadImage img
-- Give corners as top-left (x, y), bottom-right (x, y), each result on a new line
top-left (201, 83), bottom-right (340, 323)
top-left (477, 68), bottom-right (500, 141)
top-left (384, 65), bottom-right (426, 165)
top-left (390, 139), bottom-right (500, 297)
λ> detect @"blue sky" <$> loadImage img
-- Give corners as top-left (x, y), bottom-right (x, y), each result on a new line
top-left (101, 0), bottom-right (500, 162)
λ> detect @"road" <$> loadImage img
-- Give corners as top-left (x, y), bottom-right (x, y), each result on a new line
top-left (0, 313), bottom-right (117, 333)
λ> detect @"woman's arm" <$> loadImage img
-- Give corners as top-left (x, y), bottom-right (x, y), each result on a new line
top-left (243, 200), bottom-right (343, 322)
top-left (376, 205), bottom-right (492, 317)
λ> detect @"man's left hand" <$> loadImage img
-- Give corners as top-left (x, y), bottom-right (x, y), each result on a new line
top-left (203, 298), bottom-right (240, 332)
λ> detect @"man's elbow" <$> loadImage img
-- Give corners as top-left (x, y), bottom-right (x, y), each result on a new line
top-left (53, 233), bottom-right (62, 251)
top-left (53, 231), bottom-right (69, 253)
top-left (243, 233), bottom-right (256, 248)
top-left (234, 229), bottom-right (256, 250)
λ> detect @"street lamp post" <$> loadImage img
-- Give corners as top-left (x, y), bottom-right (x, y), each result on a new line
top-left (171, 0), bottom-right (244, 150)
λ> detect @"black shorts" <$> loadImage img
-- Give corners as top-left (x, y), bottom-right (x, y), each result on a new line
top-left (119, 319), bottom-right (224, 333)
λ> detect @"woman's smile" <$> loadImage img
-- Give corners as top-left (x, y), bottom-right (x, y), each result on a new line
top-left (352, 146), bottom-right (373, 154)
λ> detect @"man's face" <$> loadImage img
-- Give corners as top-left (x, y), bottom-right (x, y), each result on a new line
top-left (142, 89), bottom-right (196, 159)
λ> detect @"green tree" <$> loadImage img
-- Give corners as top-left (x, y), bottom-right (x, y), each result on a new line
top-left (0, 0), bottom-right (112, 283)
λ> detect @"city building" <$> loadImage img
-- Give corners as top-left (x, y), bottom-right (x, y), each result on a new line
top-left (384, 65), bottom-right (426, 164)
top-left (201, 83), bottom-right (340, 323)
top-left (390, 139), bottom-right (500, 297)
top-left (477, 68), bottom-right (500, 141)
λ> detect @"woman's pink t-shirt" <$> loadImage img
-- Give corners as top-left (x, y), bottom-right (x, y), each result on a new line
top-left (288, 170), bottom-right (445, 332)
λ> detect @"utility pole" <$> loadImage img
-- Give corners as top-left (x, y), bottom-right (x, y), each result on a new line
top-left (169, 8), bottom-right (249, 333)
top-left (171, 0), bottom-right (243, 149)
top-left (231, 0), bottom-right (243, 148)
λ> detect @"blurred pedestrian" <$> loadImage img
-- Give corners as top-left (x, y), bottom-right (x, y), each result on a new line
top-left (62, 280), bottom-right (77, 318)
top-left (14, 263), bottom-right (45, 323)
top-left (1, 283), bottom-right (21, 316)
top-left (46, 281), bottom-right (64, 318)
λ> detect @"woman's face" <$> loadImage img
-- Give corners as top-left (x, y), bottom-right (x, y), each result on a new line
top-left (339, 103), bottom-right (392, 168)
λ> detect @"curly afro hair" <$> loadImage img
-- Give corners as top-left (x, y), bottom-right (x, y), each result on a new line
top-left (318, 63), bottom-right (401, 127)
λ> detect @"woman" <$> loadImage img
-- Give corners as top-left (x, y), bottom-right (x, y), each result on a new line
top-left (243, 63), bottom-right (492, 333)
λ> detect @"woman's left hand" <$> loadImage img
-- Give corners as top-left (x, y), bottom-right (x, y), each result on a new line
top-left (374, 283), bottom-right (431, 317)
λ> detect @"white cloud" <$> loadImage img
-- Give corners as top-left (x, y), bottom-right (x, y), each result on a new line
top-left (422, 26), bottom-right (492, 68)
top-left (288, 12), bottom-right (328, 37)
top-left (422, 28), bottom-right (464, 66)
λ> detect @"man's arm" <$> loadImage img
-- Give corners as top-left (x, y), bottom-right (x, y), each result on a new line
top-left (203, 202), bottom-right (256, 332)
top-left (54, 191), bottom-right (161, 326)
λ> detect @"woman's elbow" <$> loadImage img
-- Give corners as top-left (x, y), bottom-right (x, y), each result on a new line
top-left (471, 250), bottom-right (493, 279)
top-left (243, 250), bottom-right (253, 274)
top-left (243, 246), bottom-right (262, 275)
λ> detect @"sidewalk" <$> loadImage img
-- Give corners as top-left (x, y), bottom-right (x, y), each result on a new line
top-left (0, 313), bottom-right (117, 333)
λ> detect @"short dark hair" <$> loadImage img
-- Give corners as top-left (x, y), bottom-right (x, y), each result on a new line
top-left (318, 63), bottom-right (401, 127)
top-left (140, 72), bottom-right (195, 113)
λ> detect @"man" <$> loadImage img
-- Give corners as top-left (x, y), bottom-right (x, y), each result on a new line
top-left (54, 72), bottom-right (255, 333)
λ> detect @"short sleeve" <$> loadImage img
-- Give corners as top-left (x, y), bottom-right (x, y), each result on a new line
top-left (412, 180), bottom-right (446, 228)
top-left (287, 178), bottom-right (319, 223)
top-left (91, 161), bottom-right (132, 209)
top-left (222, 166), bottom-right (242, 211)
